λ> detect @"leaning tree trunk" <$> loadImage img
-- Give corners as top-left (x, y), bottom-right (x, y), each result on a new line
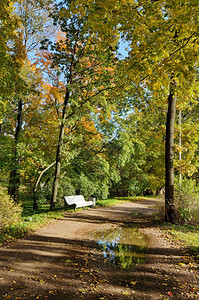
top-left (165, 78), bottom-right (177, 223)
top-left (50, 90), bottom-right (70, 210)
top-left (8, 99), bottom-right (23, 203)
top-left (33, 161), bottom-right (56, 210)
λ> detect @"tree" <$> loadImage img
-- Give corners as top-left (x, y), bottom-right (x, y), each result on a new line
top-left (7, 0), bottom-right (54, 201)
top-left (0, 0), bottom-right (20, 92)
top-left (80, 0), bottom-right (199, 221)
top-left (15, 0), bottom-right (53, 52)
top-left (106, 0), bottom-right (199, 222)
top-left (129, 103), bottom-right (166, 194)
top-left (175, 99), bottom-right (199, 179)
top-left (0, 1), bottom-right (27, 201)
top-left (42, 1), bottom-right (118, 209)
top-left (165, 78), bottom-right (177, 221)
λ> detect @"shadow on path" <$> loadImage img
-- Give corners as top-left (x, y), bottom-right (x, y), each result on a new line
top-left (0, 199), bottom-right (198, 300)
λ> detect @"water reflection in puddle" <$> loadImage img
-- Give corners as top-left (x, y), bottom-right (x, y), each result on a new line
top-left (96, 226), bottom-right (148, 269)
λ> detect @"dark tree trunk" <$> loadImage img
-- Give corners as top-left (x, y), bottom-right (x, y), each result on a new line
top-left (50, 90), bottom-right (70, 210)
top-left (165, 78), bottom-right (177, 223)
top-left (8, 99), bottom-right (23, 203)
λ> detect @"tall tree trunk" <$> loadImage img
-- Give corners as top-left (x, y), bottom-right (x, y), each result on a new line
top-left (165, 78), bottom-right (177, 222)
top-left (50, 90), bottom-right (70, 210)
top-left (8, 99), bottom-right (23, 203)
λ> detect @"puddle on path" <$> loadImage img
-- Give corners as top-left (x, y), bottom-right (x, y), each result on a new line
top-left (96, 226), bottom-right (149, 269)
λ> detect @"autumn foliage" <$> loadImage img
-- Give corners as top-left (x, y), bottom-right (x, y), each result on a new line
top-left (0, 0), bottom-right (198, 223)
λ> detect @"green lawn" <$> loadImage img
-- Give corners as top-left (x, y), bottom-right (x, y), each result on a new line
top-left (165, 224), bottom-right (199, 258)
top-left (96, 195), bottom-right (158, 207)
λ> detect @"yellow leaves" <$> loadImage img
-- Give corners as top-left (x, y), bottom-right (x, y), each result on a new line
top-left (177, 262), bottom-right (186, 267)
top-left (130, 281), bottom-right (137, 286)
top-left (3, 295), bottom-right (12, 299)
top-left (122, 291), bottom-right (131, 295)
top-left (30, 277), bottom-right (46, 283)
top-left (58, 7), bottom-right (70, 19)
top-left (49, 290), bottom-right (57, 295)
top-left (81, 268), bottom-right (89, 273)
top-left (70, 2), bottom-right (86, 18)
top-left (77, 288), bottom-right (87, 294)
top-left (63, 259), bottom-right (71, 263)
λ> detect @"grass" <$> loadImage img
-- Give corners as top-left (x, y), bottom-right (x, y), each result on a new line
top-left (96, 198), bottom-right (123, 207)
top-left (0, 210), bottom-right (65, 245)
top-left (0, 198), bottom-right (73, 245)
top-left (165, 224), bottom-right (199, 258)
top-left (152, 198), bottom-right (199, 258)
top-left (96, 195), bottom-right (159, 207)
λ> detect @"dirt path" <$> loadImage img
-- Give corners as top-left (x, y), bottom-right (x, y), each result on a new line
top-left (0, 199), bottom-right (199, 300)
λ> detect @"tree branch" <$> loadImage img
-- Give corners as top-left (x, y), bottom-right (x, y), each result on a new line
top-left (83, 135), bottom-right (117, 163)
top-left (65, 86), bottom-right (114, 122)
top-left (33, 161), bottom-right (56, 194)
top-left (169, 32), bottom-right (196, 57)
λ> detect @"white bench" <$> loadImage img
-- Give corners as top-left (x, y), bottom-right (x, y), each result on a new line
top-left (64, 195), bottom-right (95, 211)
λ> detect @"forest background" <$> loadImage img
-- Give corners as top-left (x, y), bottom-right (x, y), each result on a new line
top-left (0, 0), bottom-right (199, 227)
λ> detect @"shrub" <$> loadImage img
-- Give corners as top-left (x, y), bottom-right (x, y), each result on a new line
top-left (36, 181), bottom-right (52, 205)
top-left (175, 177), bottom-right (199, 224)
top-left (57, 178), bottom-right (76, 205)
top-left (0, 186), bottom-right (22, 227)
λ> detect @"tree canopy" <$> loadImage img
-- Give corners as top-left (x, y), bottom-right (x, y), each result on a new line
top-left (0, 0), bottom-right (198, 223)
